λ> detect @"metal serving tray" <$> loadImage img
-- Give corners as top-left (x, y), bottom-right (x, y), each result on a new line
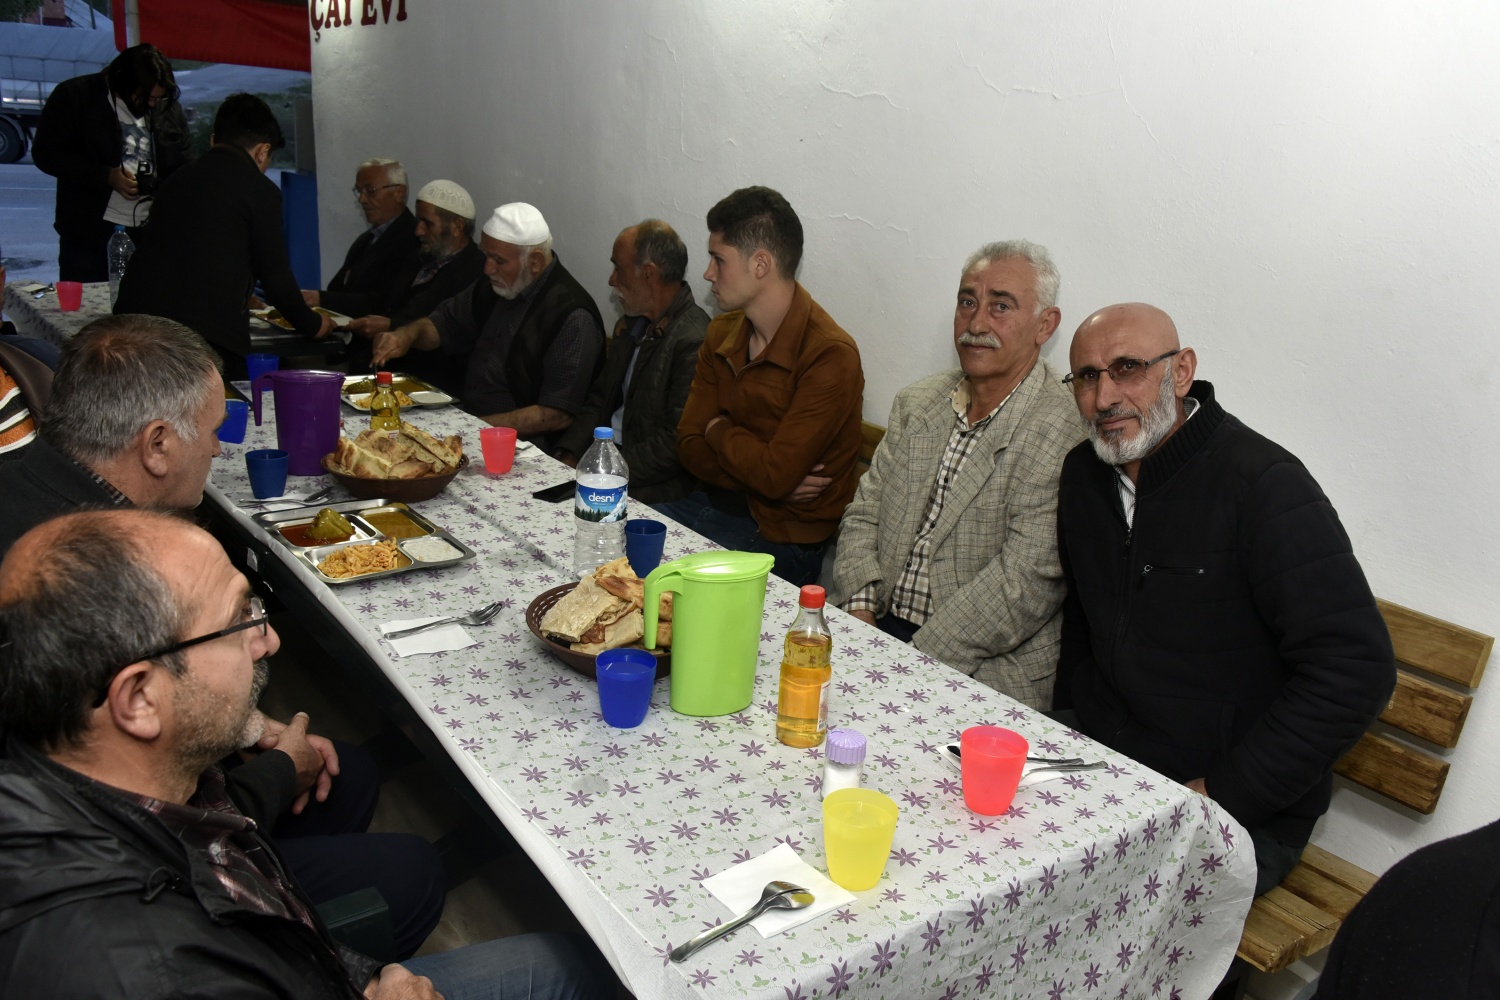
top-left (253, 499), bottom-right (476, 585)
top-left (340, 373), bottom-right (455, 409)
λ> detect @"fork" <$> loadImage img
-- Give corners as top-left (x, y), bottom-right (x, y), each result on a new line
top-left (239, 485), bottom-right (337, 508)
top-left (384, 601), bottom-right (505, 640)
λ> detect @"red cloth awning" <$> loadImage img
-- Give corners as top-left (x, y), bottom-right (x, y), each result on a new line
top-left (111, 0), bottom-right (310, 72)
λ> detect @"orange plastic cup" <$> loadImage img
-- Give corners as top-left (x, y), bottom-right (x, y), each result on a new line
top-left (961, 725), bottom-right (1029, 815)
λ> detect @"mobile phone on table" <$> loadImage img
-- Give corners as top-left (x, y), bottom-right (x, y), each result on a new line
top-left (532, 481), bottom-right (575, 503)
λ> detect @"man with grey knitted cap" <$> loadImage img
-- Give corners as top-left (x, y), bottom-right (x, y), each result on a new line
top-left (373, 201), bottom-right (604, 445)
top-left (302, 157), bottom-right (418, 319)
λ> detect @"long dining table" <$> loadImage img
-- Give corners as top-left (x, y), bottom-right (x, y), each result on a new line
top-left (205, 390), bottom-right (1255, 1000)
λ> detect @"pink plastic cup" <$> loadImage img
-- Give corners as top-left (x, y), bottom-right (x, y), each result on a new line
top-left (961, 725), bottom-right (1029, 816)
top-left (56, 281), bottom-right (83, 311)
top-left (480, 426), bottom-right (518, 474)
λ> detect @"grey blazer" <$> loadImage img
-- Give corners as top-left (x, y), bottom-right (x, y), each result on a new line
top-left (830, 358), bottom-right (1085, 708)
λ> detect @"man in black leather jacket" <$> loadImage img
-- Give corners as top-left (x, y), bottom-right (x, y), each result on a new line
top-left (0, 510), bottom-right (613, 999)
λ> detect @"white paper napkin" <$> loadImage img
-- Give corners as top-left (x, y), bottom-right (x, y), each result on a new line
top-left (379, 617), bottom-right (479, 657)
top-left (701, 843), bottom-right (855, 937)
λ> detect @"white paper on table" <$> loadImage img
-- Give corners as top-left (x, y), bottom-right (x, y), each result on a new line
top-left (701, 843), bottom-right (855, 937)
top-left (379, 617), bottom-right (478, 657)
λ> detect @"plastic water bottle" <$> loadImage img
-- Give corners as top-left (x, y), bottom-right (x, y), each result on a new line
top-left (107, 225), bottom-right (134, 305)
top-left (573, 426), bottom-right (629, 577)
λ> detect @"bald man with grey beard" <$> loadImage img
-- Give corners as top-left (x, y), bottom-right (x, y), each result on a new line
top-left (1053, 302), bottom-right (1395, 896)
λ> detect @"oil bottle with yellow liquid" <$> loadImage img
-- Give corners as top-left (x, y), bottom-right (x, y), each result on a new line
top-left (776, 585), bottom-right (833, 747)
top-left (369, 371), bottom-right (401, 433)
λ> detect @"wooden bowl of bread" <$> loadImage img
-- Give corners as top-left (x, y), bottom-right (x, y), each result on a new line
top-left (526, 557), bottom-right (672, 678)
top-left (323, 422), bottom-right (466, 503)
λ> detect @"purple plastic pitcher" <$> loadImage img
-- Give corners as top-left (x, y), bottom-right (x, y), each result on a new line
top-left (251, 370), bottom-right (344, 476)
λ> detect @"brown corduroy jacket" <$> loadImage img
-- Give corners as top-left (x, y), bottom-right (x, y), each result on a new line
top-left (677, 283), bottom-right (863, 544)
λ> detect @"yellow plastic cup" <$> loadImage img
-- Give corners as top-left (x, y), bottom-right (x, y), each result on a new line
top-left (822, 788), bottom-right (899, 891)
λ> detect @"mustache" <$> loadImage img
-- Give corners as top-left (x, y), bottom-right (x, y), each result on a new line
top-left (957, 332), bottom-right (1002, 349)
top-left (249, 659), bottom-right (270, 704)
top-left (1092, 405), bottom-right (1142, 429)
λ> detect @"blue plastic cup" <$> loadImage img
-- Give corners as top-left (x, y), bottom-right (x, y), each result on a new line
top-left (245, 448), bottom-right (289, 499)
top-left (246, 353), bottom-right (279, 386)
top-left (218, 399), bottom-right (249, 444)
top-left (624, 519), bottom-right (668, 578)
top-left (596, 648), bottom-right (657, 728)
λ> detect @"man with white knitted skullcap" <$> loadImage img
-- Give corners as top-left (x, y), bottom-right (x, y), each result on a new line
top-left (373, 202), bottom-right (605, 444)
top-left (345, 179), bottom-right (485, 342)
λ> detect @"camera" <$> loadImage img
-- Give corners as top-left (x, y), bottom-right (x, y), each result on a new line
top-left (136, 160), bottom-right (156, 196)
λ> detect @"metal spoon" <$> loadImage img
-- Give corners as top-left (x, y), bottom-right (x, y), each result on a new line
top-left (1025, 760), bottom-right (1107, 776)
top-left (670, 881), bottom-right (814, 963)
top-left (383, 601), bottom-right (505, 640)
top-left (238, 486), bottom-right (338, 508)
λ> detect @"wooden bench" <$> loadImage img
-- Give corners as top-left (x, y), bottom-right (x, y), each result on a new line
top-left (1234, 600), bottom-right (1493, 977)
top-left (856, 420), bottom-right (885, 478)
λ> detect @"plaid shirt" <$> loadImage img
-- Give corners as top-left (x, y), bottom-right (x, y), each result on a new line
top-left (847, 378), bottom-right (1014, 624)
top-left (116, 766), bottom-right (321, 936)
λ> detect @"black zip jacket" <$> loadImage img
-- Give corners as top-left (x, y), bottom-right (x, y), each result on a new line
top-left (0, 735), bottom-right (378, 998)
top-left (1055, 381), bottom-right (1395, 845)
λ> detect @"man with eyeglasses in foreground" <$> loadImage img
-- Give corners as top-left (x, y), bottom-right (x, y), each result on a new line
top-left (829, 240), bottom-right (1084, 709)
top-left (1051, 302), bottom-right (1395, 895)
top-left (0, 314), bottom-right (446, 957)
top-left (0, 510), bottom-right (614, 999)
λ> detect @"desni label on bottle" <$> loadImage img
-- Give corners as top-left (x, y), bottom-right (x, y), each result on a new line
top-left (575, 482), bottom-right (627, 523)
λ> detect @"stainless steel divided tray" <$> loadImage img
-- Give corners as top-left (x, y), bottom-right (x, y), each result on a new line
top-left (254, 499), bottom-right (476, 585)
top-left (340, 373), bottom-right (454, 409)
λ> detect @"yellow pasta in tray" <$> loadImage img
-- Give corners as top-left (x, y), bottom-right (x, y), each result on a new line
top-left (317, 539), bottom-right (403, 579)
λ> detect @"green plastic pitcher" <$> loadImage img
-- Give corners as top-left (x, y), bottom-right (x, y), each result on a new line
top-left (644, 551), bottom-right (775, 716)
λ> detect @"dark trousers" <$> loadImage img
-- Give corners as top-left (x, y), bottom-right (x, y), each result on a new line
top-left (58, 231), bottom-right (110, 283)
top-left (245, 740), bottom-right (446, 959)
top-left (876, 613), bottom-right (921, 643)
top-left (652, 491), bottom-right (827, 586)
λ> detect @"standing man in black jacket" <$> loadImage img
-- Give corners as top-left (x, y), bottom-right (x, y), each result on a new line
top-left (1053, 302), bottom-right (1395, 895)
top-left (555, 219), bottom-right (708, 503)
top-left (302, 158), bottom-right (420, 321)
top-left (0, 510), bottom-right (613, 999)
top-left (32, 42), bottom-right (192, 281)
top-left (114, 93), bottom-right (332, 368)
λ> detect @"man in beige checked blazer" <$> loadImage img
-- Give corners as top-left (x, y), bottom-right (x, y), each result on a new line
top-left (830, 240), bottom-right (1085, 709)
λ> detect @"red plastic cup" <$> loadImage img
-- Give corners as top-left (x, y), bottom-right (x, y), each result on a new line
top-left (56, 280), bottom-right (83, 311)
top-left (480, 426), bottom-right (518, 474)
top-left (961, 725), bottom-right (1029, 816)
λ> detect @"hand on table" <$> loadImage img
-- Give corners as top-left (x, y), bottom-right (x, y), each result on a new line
top-left (107, 166), bottom-right (139, 199)
top-left (1185, 778), bottom-right (1208, 796)
top-left (349, 315), bottom-right (391, 338)
top-left (850, 609), bottom-right (877, 627)
top-left (364, 965), bottom-right (443, 1000)
top-left (257, 711), bottom-right (340, 814)
top-left (788, 464), bottom-right (832, 503)
top-left (372, 328), bottom-right (414, 366)
top-left (554, 450), bottom-right (579, 469)
top-left (302, 289), bottom-right (321, 307)
top-left (314, 314), bottom-right (336, 339)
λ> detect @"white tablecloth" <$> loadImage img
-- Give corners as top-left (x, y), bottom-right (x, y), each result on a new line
top-left (209, 396), bottom-right (1255, 1000)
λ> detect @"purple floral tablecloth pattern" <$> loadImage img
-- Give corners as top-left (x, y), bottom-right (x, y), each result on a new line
top-left (211, 397), bottom-right (1255, 1000)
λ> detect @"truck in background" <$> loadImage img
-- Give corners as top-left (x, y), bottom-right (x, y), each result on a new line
top-left (0, 20), bottom-right (116, 162)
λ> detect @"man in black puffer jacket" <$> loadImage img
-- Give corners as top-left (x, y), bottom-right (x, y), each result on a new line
top-left (0, 509), bottom-right (612, 999)
top-left (1053, 302), bottom-right (1395, 896)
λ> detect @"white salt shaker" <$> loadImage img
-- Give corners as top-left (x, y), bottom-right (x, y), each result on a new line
top-left (822, 728), bottom-right (866, 798)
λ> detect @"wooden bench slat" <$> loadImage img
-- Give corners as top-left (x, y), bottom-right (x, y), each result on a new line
top-left (1259, 885), bottom-right (1342, 951)
top-left (1378, 598), bottom-right (1493, 689)
top-left (1238, 899), bottom-right (1310, 974)
top-left (858, 420), bottom-right (885, 466)
top-left (1278, 860), bottom-right (1366, 920)
top-left (1380, 669), bottom-right (1472, 748)
top-left (1295, 844), bottom-right (1379, 897)
top-left (1333, 732), bottom-right (1449, 814)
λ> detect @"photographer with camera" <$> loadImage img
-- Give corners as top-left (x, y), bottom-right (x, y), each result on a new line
top-left (33, 42), bottom-right (193, 282)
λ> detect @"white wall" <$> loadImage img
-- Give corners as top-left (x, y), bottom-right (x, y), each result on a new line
top-left (310, 0), bottom-right (1500, 876)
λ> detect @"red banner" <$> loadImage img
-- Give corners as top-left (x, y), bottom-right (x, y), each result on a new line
top-left (111, 0), bottom-right (310, 72)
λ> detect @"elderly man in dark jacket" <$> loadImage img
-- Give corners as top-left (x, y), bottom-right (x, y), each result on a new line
top-left (555, 220), bottom-right (709, 502)
top-left (1054, 302), bottom-right (1395, 896)
top-left (0, 509), bottom-right (613, 999)
top-left (32, 43), bottom-right (192, 281)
